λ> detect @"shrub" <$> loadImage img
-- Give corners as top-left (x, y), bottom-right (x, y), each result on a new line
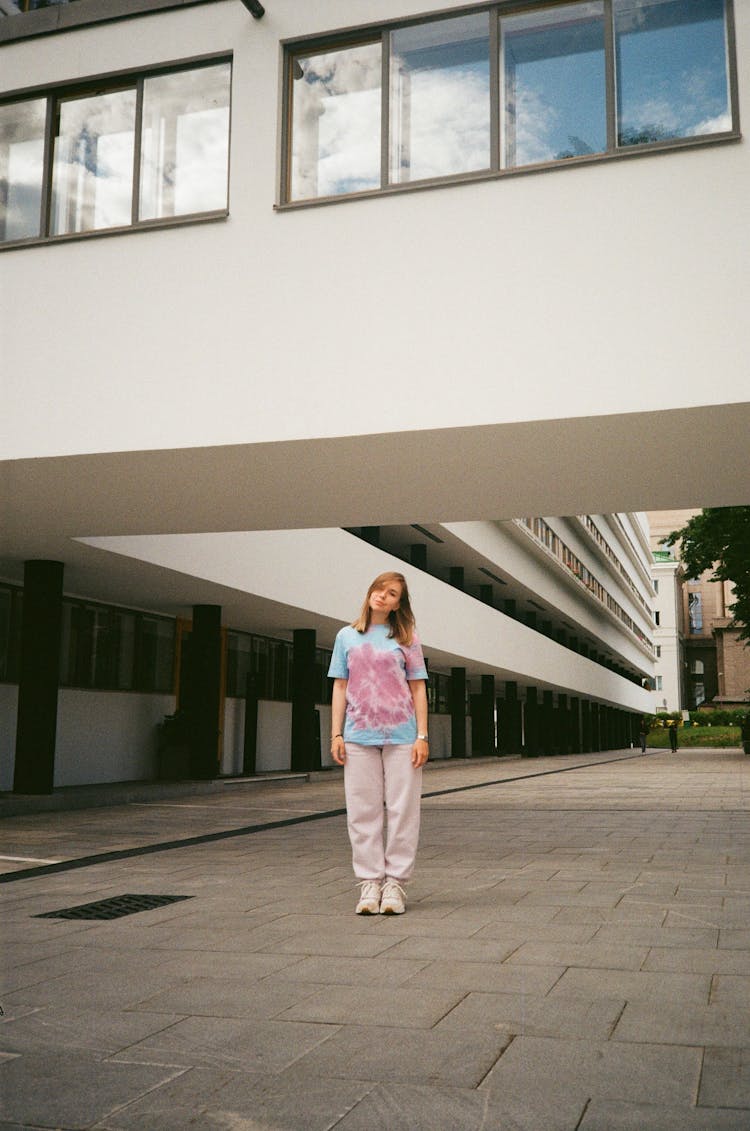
top-left (689, 709), bottom-right (749, 727)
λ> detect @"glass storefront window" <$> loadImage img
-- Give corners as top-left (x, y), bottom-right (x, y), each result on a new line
top-left (500, 2), bottom-right (606, 168)
top-left (50, 87), bottom-right (137, 235)
top-left (138, 615), bottom-right (175, 692)
top-left (0, 588), bottom-right (21, 681)
top-left (290, 39), bottom-right (382, 201)
top-left (0, 98), bottom-right (46, 241)
top-left (615, 0), bottom-right (731, 146)
top-left (140, 62), bottom-right (231, 220)
top-left (226, 631), bottom-right (253, 697)
top-left (389, 13), bottom-right (491, 185)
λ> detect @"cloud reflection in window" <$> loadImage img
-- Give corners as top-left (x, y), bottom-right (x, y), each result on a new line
top-left (0, 98), bottom-right (46, 241)
top-left (140, 63), bottom-right (231, 220)
top-left (50, 89), bottom-right (136, 235)
top-left (290, 41), bottom-right (382, 201)
top-left (501, 3), bottom-right (606, 169)
top-left (389, 14), bottom-right (491, 184)
top-left (615, 0), bottom-right (731, 145)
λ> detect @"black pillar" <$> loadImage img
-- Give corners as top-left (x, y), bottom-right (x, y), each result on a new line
top-left (569, 697), bottom-right (581, 754)
top-left (524, 687), bottom-right (539, 757)
top-left (542, 690), bottom-right (554, 754)
top-left (448, 567), bottom-right (464, 591)
top-left (409, 543), bottom-right (427, 570)
top-left (450, 667), bottom-right (466, 757)
top-left (558, 693), bottom-right (569, 755)
top-left (504, 599), bottom-right (517, 619)
top-left (186, 604), bottom-right (222, 779)
top-left (471, 674), bottom-right (495, 755)
top-left (603, 707), bottom-right (612, 750)
top-left (242, 672), bottom-right (259, 776)
top-left (291, 628), bottom-right (319, 772)
top-left (590, 702), bottom-right (601, 752)
top-left (479, 584), bottom-right (494, 607)
top-left (501, 681), bottom-right (522, 756)
top-left (13, 560), bottom-right (64, 794)
top-left (581, 700), bottom-right (591, 753)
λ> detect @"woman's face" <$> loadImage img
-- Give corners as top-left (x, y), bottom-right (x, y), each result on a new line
top-left (368, 579), bottom-right (402, 617)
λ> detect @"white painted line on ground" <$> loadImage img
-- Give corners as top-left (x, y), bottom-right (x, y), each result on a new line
top-left (0, 855), bottom-right (63, 864)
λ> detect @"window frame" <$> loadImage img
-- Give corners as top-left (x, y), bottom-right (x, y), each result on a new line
top-left (0, 51), bottom-right (232, 251)
top-left (278, 0), bottom-right (740, 208)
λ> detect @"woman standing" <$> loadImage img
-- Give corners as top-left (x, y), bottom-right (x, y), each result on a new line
top-left (328, 571), bottom-right (429, 915)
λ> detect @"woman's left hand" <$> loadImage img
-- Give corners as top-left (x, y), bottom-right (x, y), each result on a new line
top-left (412, 738), bottom-right (429, 768)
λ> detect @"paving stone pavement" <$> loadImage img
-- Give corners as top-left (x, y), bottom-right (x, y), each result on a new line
top-left (1, 747), bottom-right (749, 1130)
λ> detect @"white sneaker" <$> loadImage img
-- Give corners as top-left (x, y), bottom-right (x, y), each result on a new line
top-left (380, 879), bottom-right (406, 915)
top-left (356, 880), bottom-right (382, 915)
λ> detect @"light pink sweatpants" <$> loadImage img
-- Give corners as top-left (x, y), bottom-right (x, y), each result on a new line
top-left (344, 743), bottom-right (422, 882)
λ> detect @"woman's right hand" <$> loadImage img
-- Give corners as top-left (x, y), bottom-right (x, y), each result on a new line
top-left (331, 736), bottom-right (346, 765)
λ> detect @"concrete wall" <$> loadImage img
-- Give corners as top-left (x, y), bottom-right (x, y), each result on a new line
top-left (3, 0), bottom-right (749, 464)
top-left (54, 690), bottom-right (174, 787)
top-left (222, 699), bottom-right (454, 774)
top-left (1, 686), bottom-right (173, 789)
top-left (652, 562), bottom-right (684, 711)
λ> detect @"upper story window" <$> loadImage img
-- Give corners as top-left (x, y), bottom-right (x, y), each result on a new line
top-left (0, 58), bottom-right (231, 247)
top-left (282, 0), bottom-right (738, 204)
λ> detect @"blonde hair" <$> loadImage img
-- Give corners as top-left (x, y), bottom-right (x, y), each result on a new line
top-left (352, 571), bottom-right (416, 646)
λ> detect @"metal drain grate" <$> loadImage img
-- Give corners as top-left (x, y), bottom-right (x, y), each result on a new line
top-left (35, 894), bottom-right (192, 920)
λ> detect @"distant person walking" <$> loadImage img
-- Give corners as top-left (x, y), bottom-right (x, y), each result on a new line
top-left (639, 719), bottom-right (650, 753)
top-left (328, 571), bottom-right (429, 916)
top-left (668, 722), bottom-right (678, 752)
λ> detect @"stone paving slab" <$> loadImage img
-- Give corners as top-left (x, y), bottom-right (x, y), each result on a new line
top-left (549, 967), bottom-right (711, 1004)
top-left (0, 1051), bottom-right (185, 1128)
top-left (504, 940), bottom-right (649, 971)
top-left (110, 1016), bottom-right (339, 1074)
top-left (1, 747), bottom-right (750, 1130)
top-left (643, 946), bottom-right (750, 974)
top-left (699, 1047), bottom-right (750, 1108)
top-left (287, 1022), bottom-right (511, 1089)
top-left (480, 1034), bottom-right (702, 1107)
top-left (580, 1099), bottom-right (750, 1130)
top-left (612, 1000), bottom-right (750, 1048)
top-left (433, 991), bottom-right (626, 1042)
top-left (91, 1065), bottom-right (374, 1131)
top-left (276, 983), bottom-right (465, 1029)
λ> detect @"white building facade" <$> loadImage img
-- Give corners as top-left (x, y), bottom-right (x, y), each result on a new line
top-left (650, 552), bottom-right (685, 713)
top-left (2, 0), bottom-right (748, 789)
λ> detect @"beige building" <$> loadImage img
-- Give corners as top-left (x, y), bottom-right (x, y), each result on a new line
top-left (648, 511), bottom-right (750, 710)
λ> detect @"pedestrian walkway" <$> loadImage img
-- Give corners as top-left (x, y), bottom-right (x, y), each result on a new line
top-left (1, 748), bottom-right (749, 1129)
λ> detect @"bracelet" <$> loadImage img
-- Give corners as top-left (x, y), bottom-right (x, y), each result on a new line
top-left (417, 734), bottom-right (429, 742)
top-left (332, 733), bottom-right (343, 739)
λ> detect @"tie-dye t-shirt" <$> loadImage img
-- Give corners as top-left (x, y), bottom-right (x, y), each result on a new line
top-left (328, 624), bottom-right (428, 746)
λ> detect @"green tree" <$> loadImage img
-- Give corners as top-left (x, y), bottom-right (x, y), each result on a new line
top-left (666, 508), bottom-right (750, 643)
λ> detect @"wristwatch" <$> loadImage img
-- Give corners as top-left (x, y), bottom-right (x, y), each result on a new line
top-left (417, 734), bottom-right (429, 742)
